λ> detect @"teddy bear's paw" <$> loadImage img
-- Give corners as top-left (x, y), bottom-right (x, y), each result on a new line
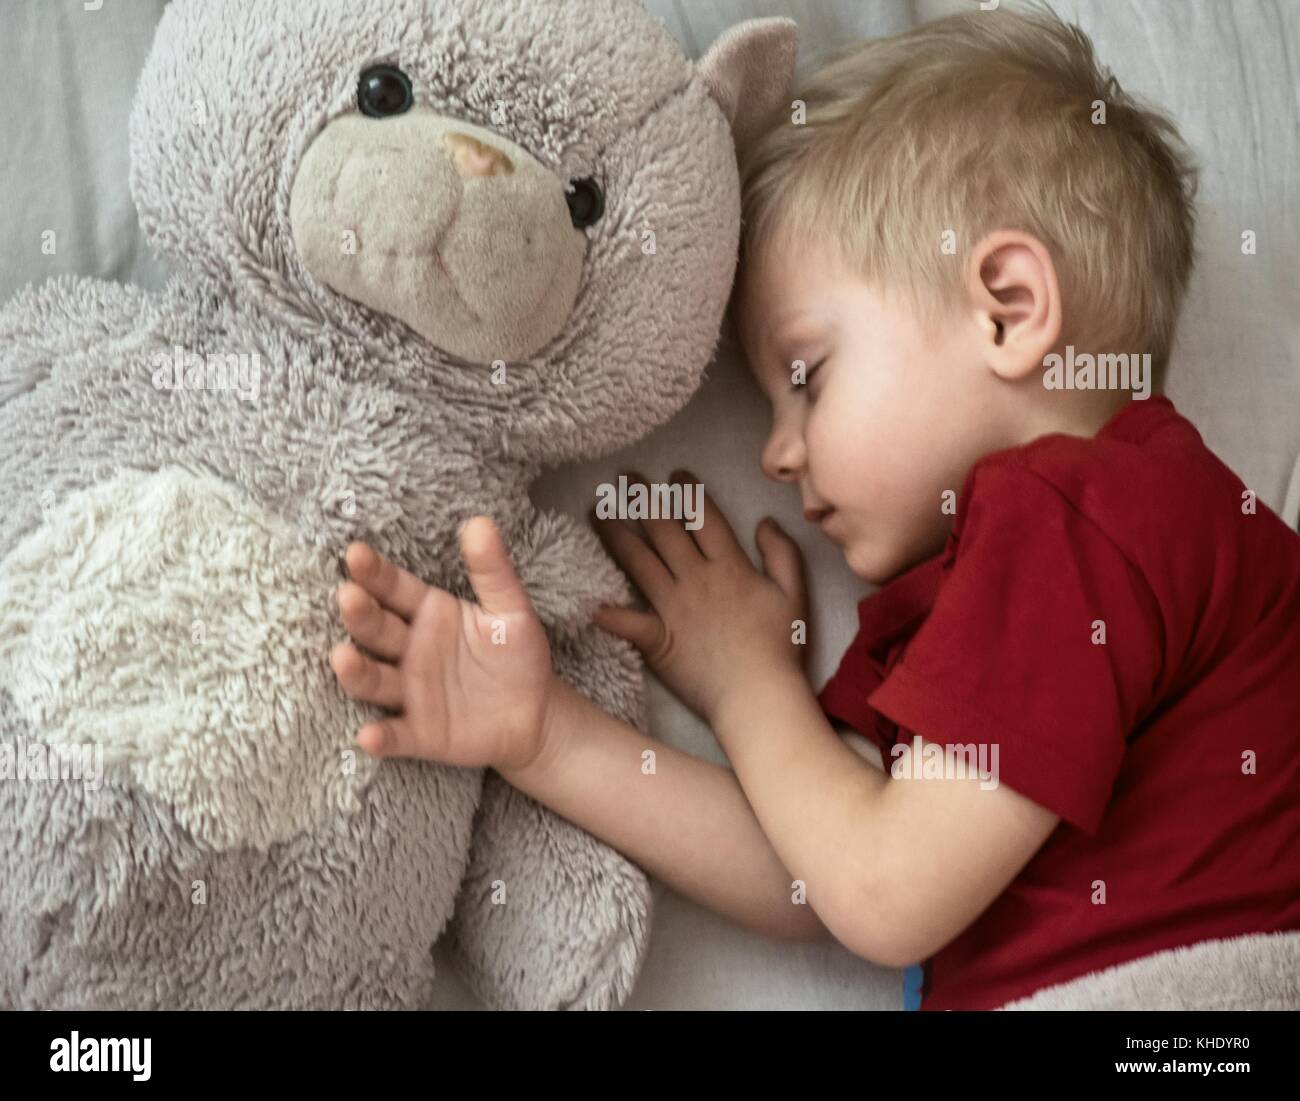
top-left (443, 768), bottom-right (653, 1011)
top-left (507, 507), bottom-right (638, 643)
top-left (0, 465), bottom-right (380, 852)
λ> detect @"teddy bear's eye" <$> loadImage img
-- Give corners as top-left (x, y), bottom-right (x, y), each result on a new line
top-left (566, 178), bottom-right (605, 229)
top-left (358, 65), bottom-right (414, 118)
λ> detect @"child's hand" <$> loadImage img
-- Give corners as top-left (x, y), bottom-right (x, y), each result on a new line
top-left (329, 518), bottom-right (555, 772)
top-left (590, 470), bottom-right (809, 726)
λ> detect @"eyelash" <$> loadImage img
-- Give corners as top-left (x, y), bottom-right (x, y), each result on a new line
top-left (791, 359), bottom-right (826, 393)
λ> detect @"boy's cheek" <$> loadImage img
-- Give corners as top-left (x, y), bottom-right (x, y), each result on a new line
top-left (835, 486), bottom-right (951, 583)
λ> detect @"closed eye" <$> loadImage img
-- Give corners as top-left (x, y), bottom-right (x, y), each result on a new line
top-left (790, 359), bottom-right (826, 393)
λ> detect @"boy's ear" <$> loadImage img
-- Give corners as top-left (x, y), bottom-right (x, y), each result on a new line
top-left (966, 230), bottom-right (1063, 382)
top-left (697, 18), bottom-right (800, 152)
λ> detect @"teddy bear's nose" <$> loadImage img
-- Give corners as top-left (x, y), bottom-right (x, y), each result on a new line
top-left (442, 131), bottom-right (515, 179)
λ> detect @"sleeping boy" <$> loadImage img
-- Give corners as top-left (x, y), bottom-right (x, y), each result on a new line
top-left (327, 7), bottom-right (1300, 1008)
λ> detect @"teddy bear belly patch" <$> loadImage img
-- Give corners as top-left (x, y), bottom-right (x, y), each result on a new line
top-left (0, 466), bottom-right (380, 851)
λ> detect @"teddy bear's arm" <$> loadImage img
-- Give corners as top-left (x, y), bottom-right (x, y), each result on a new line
top-left (0, 276), bottom-right (151, 403)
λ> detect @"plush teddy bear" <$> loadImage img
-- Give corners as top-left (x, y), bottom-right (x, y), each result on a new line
top-left (0, 0), bottom-right (797, 1009)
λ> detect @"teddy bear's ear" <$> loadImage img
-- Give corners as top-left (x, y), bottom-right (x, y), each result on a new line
top-left (696, 17), bottom-right (799, 153)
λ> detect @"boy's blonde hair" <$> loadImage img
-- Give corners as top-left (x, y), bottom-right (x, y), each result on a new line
top-left (737, 4), bottom-right (1199, 380)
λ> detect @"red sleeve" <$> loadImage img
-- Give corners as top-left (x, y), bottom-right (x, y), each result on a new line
top-left (818, 633), bottom-right (893, 754)
top-left (867, 461), bottom-right (1162, 834)
top-left (817, 556), bottom-right (947, 754)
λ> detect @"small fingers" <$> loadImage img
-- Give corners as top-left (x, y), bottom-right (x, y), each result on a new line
top-left (338, 581), bottom-right (410, 661)
top-left (459, 515), bottom-right (539, 620)
top-left (670, 468), bottom-right (746, 562)
top-left (355, 717), bottom-right (418, 758)
top-left (590, 603), bottom-right (665, 656)
top-left (615, 470), bottom-right (703, 578)
top-left (638, 513), bottom-right (705, 578)
top-left (591, 513), bottom-right (675, 608)
top-left (757, 518), bottom-right (808, 610)
top-left (330, 642), bottom-right (404, 710)
top-left (344, 543), bottom-right (429, 621)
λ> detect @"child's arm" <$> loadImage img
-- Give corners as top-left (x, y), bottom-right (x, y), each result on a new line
top-left (705, 667), bottom-right (1061, 967)
top-left (505, 640), bottom-right (1056, 969)
top-left (587, 476), bottom-right (1060, 967)
top-left (498, 674), bottom-right (833, 942)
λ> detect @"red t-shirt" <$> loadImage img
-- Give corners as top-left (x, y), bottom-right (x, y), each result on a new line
top-left (816, 395), bottom-right (1300, 1010)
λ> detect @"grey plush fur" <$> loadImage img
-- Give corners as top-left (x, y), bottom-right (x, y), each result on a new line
top-left (0, 0), bottom-right (797, 1009)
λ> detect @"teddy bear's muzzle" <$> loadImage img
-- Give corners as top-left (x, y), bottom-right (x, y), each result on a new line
top-left (289, 109), bottom-right (587, 362)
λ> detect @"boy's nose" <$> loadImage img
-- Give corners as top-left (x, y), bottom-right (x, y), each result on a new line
top-left (761, 455), bottom-right (793, 484)
top-left (760, 438), bottom-right (801, 484)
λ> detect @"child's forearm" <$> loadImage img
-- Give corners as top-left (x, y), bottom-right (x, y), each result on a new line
top-left (497, 675), bottom-right (832, 943)
top-left (711, 670), bottom-right (894, 961)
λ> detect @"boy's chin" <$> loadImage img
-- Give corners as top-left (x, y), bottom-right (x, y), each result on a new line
top-left (842, 534), bottom-right (931, 586)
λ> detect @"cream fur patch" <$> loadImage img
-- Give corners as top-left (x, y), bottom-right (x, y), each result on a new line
top-left (0, 467), bottom-right (379, 850)
top-left (999, 930), bottom-right (1300, 1009)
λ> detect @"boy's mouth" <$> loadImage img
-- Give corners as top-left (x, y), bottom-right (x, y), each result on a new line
top-left (805, 505), bottom-right (836, 526)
